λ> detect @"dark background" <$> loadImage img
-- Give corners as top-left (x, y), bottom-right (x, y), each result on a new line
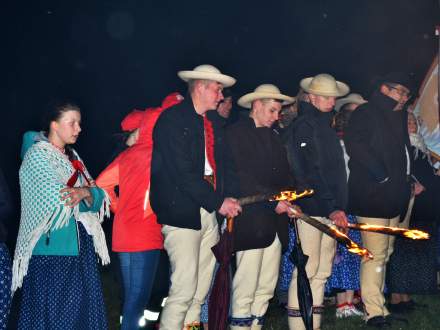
top-left (2, 0), bottom-right (439, 243)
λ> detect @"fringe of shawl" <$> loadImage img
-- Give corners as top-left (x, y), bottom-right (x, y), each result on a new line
top-left (12, 204), bottom-right (72, 293)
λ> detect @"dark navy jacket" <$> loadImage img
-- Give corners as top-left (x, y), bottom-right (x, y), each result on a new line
top-left (285, 101), bottom-right (347, 217)
top-left (150, 98), bottom-right (238, 230)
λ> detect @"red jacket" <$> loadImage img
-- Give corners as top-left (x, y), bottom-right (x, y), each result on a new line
top-left (96, 93), bottom-right (183, 252)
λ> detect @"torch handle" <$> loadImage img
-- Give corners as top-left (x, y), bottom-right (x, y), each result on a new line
top-left (237, 194), bottom-right (273, 206)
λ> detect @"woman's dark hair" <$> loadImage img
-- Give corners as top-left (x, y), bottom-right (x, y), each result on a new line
top-left (42, 99), bottom-right (81, 161)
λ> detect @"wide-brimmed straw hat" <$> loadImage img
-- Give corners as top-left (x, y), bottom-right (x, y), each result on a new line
top-left (177, 64), bottom-right (236, 87)
top-left (335, 93), bottom-right (367, 111)
top-left (300, 73), bottom-right (350, 97)
top-left (238, 84), bottom-right (295, 109)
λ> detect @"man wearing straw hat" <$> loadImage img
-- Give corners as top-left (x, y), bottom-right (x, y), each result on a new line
top-left (151, 64), bottom-right (242, 330)
top-left (286, 74), bottom-right (350, 330)
top-left (334, 93), bottom-right (368, 112)
top-left (226, 84), bottom-right (297, 330)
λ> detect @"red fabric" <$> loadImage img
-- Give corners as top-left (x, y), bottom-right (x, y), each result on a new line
top-left (96, 92), bottom-right (183, 252)
top-left (67, 159), bottom-right (90, 187)
top-left (204, 116), bottom-right (217, 189)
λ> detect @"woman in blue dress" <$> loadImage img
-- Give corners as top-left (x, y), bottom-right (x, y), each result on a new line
top-left (13, 100), bottom-right (110, 329)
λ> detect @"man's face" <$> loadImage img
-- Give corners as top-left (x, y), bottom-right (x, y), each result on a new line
top-left (217, 96), bottom-right (233, 118)
top-left (251, 99), bottom-right (282, 128)
top-left (381, 83), bottom-right (410, 111)
top-left (309, 94), bottom-right (336, 112)
top-left (200, 81), bottom-right (224, 111)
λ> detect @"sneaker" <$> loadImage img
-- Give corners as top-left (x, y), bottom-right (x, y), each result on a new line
top-left (336, 305), bottom-right (348, 318)
top-left (345, 304), bottom-right (364, 317)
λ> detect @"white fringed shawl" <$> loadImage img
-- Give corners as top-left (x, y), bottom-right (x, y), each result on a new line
top-left (12, 141), bottom-right (110, 293)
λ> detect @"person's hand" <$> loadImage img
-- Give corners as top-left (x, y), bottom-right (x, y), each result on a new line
top-left (218, 197), bottom-right (242, 218)
top-left (413, 182), bottom-right (425, 196)
top-left (60, 187), bottom-right (92, 207)
top-left (329, 210), bottom-right (348, 229)
top-left (287, 204), bottom-right (302, 218)
top-left (275, 201), bottom-right (291, 215)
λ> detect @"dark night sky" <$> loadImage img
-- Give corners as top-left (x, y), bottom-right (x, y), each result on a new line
top-left (2, 0), bottom-right (439, 235)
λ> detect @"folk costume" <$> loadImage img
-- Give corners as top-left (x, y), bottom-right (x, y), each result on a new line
top-left (96, 92), bottom-right (183, 329)
top-left (150, 65), bottom-right (237, 330)
top-left (13, 134), bottom-right (110, 330)
top-left (227, 84), bottom-right (295, 330)
top-left (285, 74), bottom-right (349, 330)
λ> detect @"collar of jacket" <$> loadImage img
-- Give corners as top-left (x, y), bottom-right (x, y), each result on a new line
top-left (298, 101), bottom-right (334, 125)
top-left (206, 109), bottom-right (227, 127)
top-left (180, 97), bottom-right (205, 120)
top-left (242, 115), bottom-right (276, 131)
top-left (368, 89), bottom-right (399, 114)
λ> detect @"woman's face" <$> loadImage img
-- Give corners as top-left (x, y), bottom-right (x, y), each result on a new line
top-left (51, 109), bottom-right (82, 146)
top-left (407, 113), bottom-right (418, 134)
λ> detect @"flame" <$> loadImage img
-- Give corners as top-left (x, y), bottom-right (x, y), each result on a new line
top-left (355, 224), bottom-right (429, 240)
top-left (402, 229), bottom-right (430, 240)
top-left (270, 189), bottom-right (314, 202)
top-left (329, 226), bottom-right (373, 259)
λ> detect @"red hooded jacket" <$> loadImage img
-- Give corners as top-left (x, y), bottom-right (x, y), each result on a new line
top-left (96, 93), bottom-right (183, 252)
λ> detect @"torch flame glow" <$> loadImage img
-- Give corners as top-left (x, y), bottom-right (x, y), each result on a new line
top-left (352, 224), bottom-right (430, 240)
top-left (402, 229), bottom-right (429, 239)
top-left (270, 189), bottom-right (314, 202)
top-left (328, 226), bottom-right (373, 259)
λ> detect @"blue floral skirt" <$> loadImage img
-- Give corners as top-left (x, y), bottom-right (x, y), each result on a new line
top-left (0, 243), bottom-right (12, 330)
top-left (277, 225), bottom-right (296, 293)
top-left (326, 215), bottom-right (362, 292)
top-left (18, 223), bottom-right (108, 330)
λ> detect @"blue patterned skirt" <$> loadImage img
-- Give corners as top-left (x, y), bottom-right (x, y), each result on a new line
top-left (326, 215), bottom-right (361, 292)
top-left (277, 225), bottom-right (296, 293)
top-left (18, 223), bottom-right (108, 330)
top-left (0, 243), bottom-right (12, 330)
top-left (278, 216), bottom-right (362, 294)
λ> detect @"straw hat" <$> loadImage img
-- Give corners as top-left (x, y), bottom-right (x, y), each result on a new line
top-left (237, 84), bottom-right (295, 109)
top-left (300, 73), bottom-right (350, 97)
top-left (335, 93), bottom-right (367, 111)
top-left (178, 64), bottom-right (236, 87)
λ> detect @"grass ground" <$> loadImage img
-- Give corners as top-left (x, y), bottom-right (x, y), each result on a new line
top-left (102, 269), bottom-right (440, 330)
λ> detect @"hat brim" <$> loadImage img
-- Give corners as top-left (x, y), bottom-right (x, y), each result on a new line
top-left (178, 71), bottom-right (236, 87)
top-left (300, 77), bottom-right (350, 97)
top-left (238, 92), bottom-right (295, 109)
top-left (335, 96), bottom-right (367, 111)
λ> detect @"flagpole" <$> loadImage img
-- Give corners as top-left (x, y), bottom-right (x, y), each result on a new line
top-left (436, 25), bottom-right (439, 122)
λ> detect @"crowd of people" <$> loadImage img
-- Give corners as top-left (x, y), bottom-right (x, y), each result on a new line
top-left (1, 63), bottom-right (439, 330)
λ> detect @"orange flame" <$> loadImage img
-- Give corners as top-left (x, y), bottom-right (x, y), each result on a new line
top-left (329, 226), bottom-right (373, 259)
top-left (354, 224), bottom-right (429, 240)
top-left (402, 230), bottom-right (429, 240)
top-left (270, 189), bottom-right (314, 202)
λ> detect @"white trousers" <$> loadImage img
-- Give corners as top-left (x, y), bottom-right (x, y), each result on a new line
top-left (358, 215), bottom-right (400, 319)
top-left (230, 235), bottom-right (281, 330)
top-left (159, 209), bottom-right (219, 330)
top-left (288, 217), bottom-right (336, 330)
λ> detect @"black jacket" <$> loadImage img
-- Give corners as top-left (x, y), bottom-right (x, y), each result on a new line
top-left (344, 91), bottom-right (412, 218)
top-left (150, 99), bottom-right (238, 230)
top-left (225, 117), bottom-right (294, 251)
top-left (285, 101), bottom-right (347, 217)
